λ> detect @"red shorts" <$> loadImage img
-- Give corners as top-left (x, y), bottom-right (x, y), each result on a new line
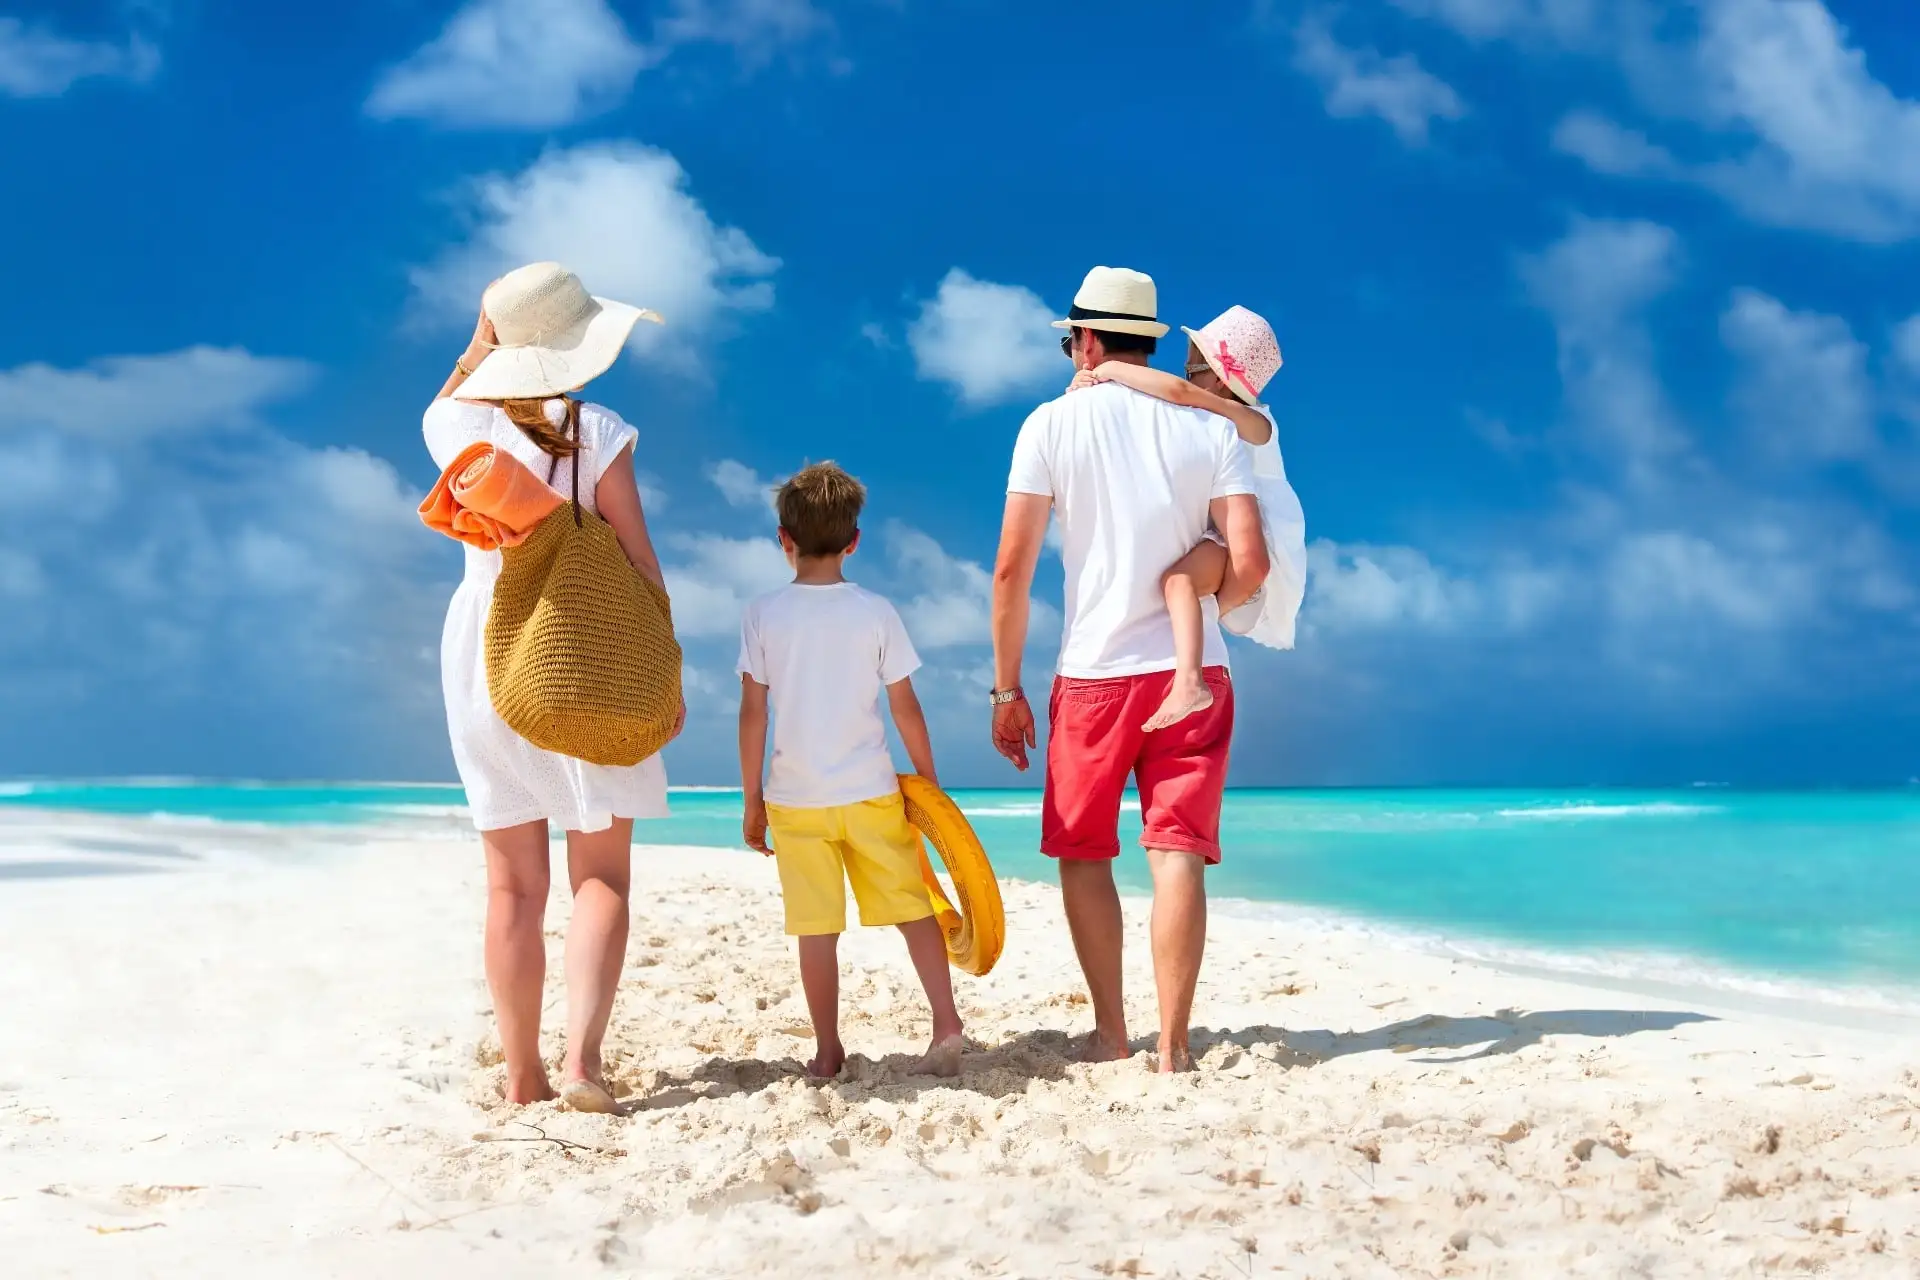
top-left (1041, 667), bottom-right (1234, 864)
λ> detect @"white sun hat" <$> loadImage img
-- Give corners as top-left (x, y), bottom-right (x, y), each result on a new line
top-left (454, 262), bottom-right (663, 402)
top-left (1180, 305), bottom-right (1282, 406)
top-left (1050, 265), bottom-right (1171, 338)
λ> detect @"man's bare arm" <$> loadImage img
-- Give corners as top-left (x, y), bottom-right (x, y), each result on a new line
top-left (991, 494), bottom-right (1052, 689)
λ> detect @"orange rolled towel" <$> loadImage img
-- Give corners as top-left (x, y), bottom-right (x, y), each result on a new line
top-left (419, 443), bottom-right (567, 551)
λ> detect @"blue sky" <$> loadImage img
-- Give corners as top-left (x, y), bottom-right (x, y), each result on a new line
top-left (4, 0), bottom-right (1920, 786)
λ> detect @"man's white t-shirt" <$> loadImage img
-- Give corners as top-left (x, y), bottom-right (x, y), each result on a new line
top-left (1008, 381), bottom-right (1256, 678)
top-left (737, 583), bottom-right (921, 809)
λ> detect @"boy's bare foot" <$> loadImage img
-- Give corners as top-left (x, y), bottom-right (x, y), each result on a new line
top-left (503, 1074), bottom-right (558, 1105)
top-left (806, 1045), bottom-right (846, 1079)
top-left (1143, 675), bottom-right (1212, 732)
top-left (914, 1032), bottom-right (964, 1078)
top-left (560, 1077), bottom-right (619, 1114)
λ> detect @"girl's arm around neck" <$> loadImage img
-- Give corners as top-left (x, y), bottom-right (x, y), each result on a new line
top-left (1088, 362), bottom-right (1273, 446)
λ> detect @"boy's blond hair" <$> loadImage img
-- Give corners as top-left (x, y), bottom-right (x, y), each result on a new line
top-left (776, 462), bottom-right (866, 557)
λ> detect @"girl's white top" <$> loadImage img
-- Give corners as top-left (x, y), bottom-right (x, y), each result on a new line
top-left (423, 397), bottom-right (668, 833)
top-left (1220, 406), bottom-right (1308, 650)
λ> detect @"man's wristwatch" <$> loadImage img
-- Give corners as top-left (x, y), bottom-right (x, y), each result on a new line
top-left (989, 687), bottom-right (1026, 706)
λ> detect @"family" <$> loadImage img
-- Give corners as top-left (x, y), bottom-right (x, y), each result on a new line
top-left (423, 262), bottom-right (1307, 1110)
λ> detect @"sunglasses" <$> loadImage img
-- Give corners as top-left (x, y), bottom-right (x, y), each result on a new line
top-left (1059, 333), bottom-right (1075, 356)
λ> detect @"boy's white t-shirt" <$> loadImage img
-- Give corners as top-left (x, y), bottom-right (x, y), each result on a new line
top-left (737, 583), bottom-right (921, 809)
top-left (1008, 382), bottom-right (1256, 678)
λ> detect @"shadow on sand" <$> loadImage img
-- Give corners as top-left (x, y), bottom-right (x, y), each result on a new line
top-left (616, 1007), bottom-right (1716, 1112)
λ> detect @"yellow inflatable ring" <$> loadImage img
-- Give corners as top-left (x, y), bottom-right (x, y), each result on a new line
top-left (898, 774), bottom-right (1005, 976)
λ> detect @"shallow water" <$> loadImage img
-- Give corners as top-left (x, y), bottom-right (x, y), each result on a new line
top-left (6, 780), bottom-right (1919, 995)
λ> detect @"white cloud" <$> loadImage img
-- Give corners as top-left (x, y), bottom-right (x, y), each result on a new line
top-left (1417, 0), bottom-right (1920, 242)
top-left (650, 0), bottom-right (831, 69)
top-left (367, 0), bottom-right (648, 129)
top-left (884, 522), bottom-right (1062, 651)
top-left (1720, 288), bottom-right (1875, 465)
top-left (367, 0), bottom-right (837, 130)
top-left (1293, 12), bottom-right (1466, 146)
top-left (1386, 0), bottom-right (1600, 46)
top-left (0, 18), bottom-right (158, 97)
top-left (1305, 540), bottom-right (1470, 632)
top-left (0, 349), bottom-right (450, 777)
top-left (1518, 217), bottom-right (1690, 478)
top-left (1606, 528), bottom-right (1810, 632)
top-left (661, 532), bottom-right (790, 637)
top-left (1680, 0), bottom-right (1920, 242)
top-left (0, 348), bottom-right (314, 438)
top-left (1550, 110), bottom-right (1678, 176)
top-left (409, 142), bottom-right (778, 367)
top-left (708, 459), bottom-right (779, 510)
top-left (907, 269), bottom-right (1061, 407)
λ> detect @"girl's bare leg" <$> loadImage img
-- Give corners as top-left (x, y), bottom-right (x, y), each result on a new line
top-left (558, 818), bottom-right (632, 1112)
top-left (1145, 539), bottom-right (1230, 732)
top-left (482, 820), bottom-right (556, 1104)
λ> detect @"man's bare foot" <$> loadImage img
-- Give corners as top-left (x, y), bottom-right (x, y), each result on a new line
top-left (806, 1045), bottom-right (846, 1079)
top-left (560, 1076), bottom-right (619, 1114)
top-left (1143, 674), bottom-right (1212, 732)
top-left (914, 1032), bottom-right (964, 1078)
top-left (1156, 1040), bottom-right (1196, 1074)
top-left (1079, 1031), bottom-right (1131, 1064)
top-left (503, 1074), bottom-right (558, 1105)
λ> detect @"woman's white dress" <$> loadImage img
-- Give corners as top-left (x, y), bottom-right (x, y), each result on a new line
top-left (424, 397), bottom-right (669, 833)
top-left (1219, 405), bottom-right (1308, 650)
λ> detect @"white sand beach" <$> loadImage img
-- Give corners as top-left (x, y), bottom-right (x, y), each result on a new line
top-left (5, 810), bottom-right (1919, 1278)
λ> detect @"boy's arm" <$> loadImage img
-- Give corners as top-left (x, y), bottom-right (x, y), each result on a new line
top-left (1087, 361), bottom-right (1274, 446)
top-left (738, 676), bottom-right (772, 854)
top-left (886, 677), bottom-right (938, 786)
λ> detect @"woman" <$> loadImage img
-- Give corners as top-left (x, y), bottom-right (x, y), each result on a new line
top-left (424, 261), bottom-right (683, 1112)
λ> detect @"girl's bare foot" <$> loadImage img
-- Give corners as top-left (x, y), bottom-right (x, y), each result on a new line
top-left (504, 1074), bottom-right (558, 1105)
top-left (560, 1076), bottom-right (619, 1114)
top-left (806, 1044), bottom-right (846, 1079)
top-left (914, 1032), bottom-right (964, 1078)
top-left (1143, 673), bottom-right (1212, 732)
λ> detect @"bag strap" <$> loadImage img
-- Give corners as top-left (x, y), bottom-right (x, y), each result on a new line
top-left (568, 397), bottom-right (583, 528)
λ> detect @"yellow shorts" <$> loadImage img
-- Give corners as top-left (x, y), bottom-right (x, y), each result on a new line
top-left (765, 792), bottom-right (935, 936)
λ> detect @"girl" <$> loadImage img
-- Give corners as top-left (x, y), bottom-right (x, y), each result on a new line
top-left (1074, 306), bottom-right (1307, 731)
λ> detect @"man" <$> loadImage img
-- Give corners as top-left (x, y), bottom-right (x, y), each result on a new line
top-left (990, 265), bottom-right (1270, 1072)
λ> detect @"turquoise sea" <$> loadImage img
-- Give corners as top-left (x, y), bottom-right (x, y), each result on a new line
top-left (6, 781), bottom-right (1920, 1000)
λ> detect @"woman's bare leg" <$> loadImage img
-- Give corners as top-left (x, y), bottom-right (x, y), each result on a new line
top-left (482, 820), bottom-right (555, 1104)
top-left (1145, 539), bottom-right (1230, 732)
top-left (558, 818), bottom-right (632, 1111)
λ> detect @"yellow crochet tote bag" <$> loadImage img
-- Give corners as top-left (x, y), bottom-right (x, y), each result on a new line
top-left (485, 399), bottom-right (683, 767)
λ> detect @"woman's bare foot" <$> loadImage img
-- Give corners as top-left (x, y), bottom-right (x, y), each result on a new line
top-left (806, 1044), bottom-right (846, 1079)
top-left (914, 1032), bottom-right (964, 1078)
top-left (503, 1074), bottom-right (558, 1105)
top-left (560, 1076), bottom-right (619, 1114)
top-left (1143, 673), bottom-right (1213, 732)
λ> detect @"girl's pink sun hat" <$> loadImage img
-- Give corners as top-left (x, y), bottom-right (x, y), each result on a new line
top-left (1180, 305), bottom-right (1282, 406)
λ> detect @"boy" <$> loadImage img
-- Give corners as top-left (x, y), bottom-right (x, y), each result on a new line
top-left (737, 462), bottom-right (964, 1079)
